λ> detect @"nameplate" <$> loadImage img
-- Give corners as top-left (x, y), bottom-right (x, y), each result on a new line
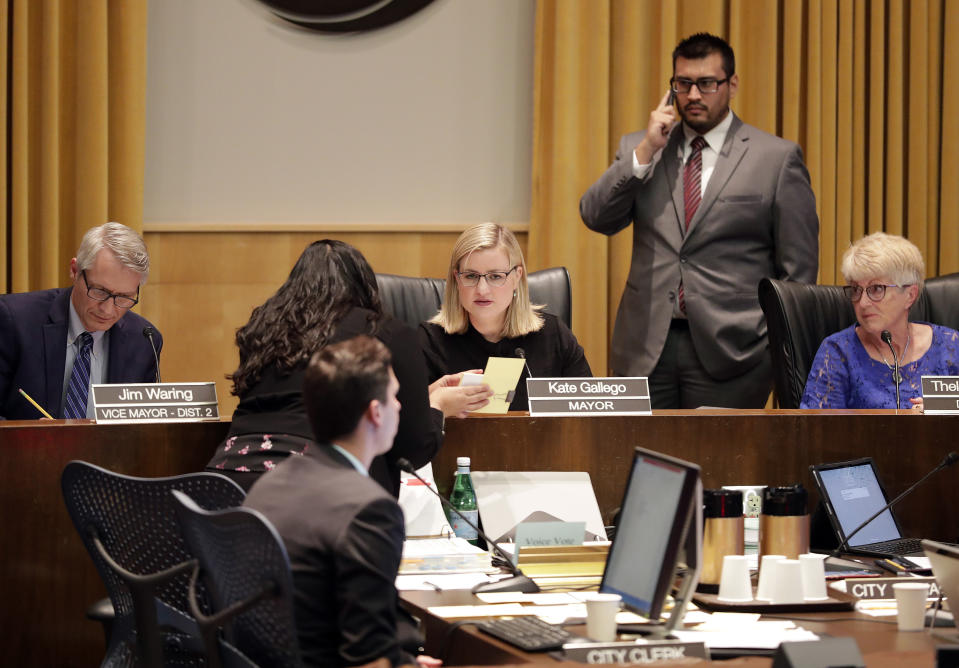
top-left (846, 576), bottom-right (940, 600)
top-left (516, 521), bottom-right (585, 549)
top-left (527, 377), bottom-right (651, 416)
top-left (92, 382), bottom-right (219, 423)
top-left (921, 376), bottom-right (959, 414)
top-left (562, 640), bottom-right (709, 664)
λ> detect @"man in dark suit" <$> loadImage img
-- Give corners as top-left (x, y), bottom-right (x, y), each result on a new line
top-left (580, 33), bottom-right (819, 409)
top-left (0, 222), bottom-right (162, 420)
top-left (244, 336), bottom-right (439, 668)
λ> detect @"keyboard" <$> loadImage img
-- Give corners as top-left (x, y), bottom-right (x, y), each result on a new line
top-left (857, 538), bottom-right (924, 556)
top-left (477, 616), bottom-right (573, 651)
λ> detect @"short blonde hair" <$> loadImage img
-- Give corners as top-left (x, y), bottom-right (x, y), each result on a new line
top-left (430, 223), bottom-right (544, 337)
top-left (841, 232), bottom-right (925, 291)
top-left (76, 222), bottom-right (150, 285)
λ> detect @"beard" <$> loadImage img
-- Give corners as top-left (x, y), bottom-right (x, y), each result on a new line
top-left (681, 103), bottom-right (728, 133)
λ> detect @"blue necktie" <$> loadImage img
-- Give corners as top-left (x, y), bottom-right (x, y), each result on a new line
top-left (64, 332), bottom-right (94, 419)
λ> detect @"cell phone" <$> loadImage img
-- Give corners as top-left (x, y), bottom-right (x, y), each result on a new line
top-left (668, 89), bottom-right (676, 107)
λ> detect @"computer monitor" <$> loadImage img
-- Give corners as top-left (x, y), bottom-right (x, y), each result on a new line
top-left (599, 447), bottom-right (702, 632)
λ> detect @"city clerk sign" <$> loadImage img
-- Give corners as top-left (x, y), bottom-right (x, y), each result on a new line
top-left (526, 378), bottom-right (651, 416)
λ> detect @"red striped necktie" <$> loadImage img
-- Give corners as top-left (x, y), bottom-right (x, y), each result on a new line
top-left (683, 135), bottom-right (707, 229)
top-left (678, 136), bottom-right (707, 313)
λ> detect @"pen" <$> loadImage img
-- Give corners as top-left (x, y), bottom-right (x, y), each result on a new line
top-left (874, 558), bottom-right (905, 574)
top-left (18, 388), bottom-right (54, 419)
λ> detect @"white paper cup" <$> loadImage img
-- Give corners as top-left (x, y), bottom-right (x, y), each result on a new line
top-left (769, 559), bottom-right (805, 604)
top-left (718, 554), bottom-right (753, 601)
top-left (585, 593), bottom-right (622, 641)
top-left (756, 554), bottom-right (786, 601)
top-left (799, 553), bottom-right (829, 601)
top-left (893, 582), bottom-right (930, 632)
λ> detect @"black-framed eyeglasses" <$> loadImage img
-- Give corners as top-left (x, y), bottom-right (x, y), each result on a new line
top-left (842, 283), bottom-right (910, 303)
top-left (81, 270), bottom-right (139, 308)
top-left (456, 266), bottom-right (518, 288)
top-left (670, 77), bottom-right (729, 94)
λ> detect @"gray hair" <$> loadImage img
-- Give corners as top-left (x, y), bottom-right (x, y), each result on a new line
top-left (841, 231), bottom-right (925, 291)
top-left (76, 222), bottom-right (150, 285)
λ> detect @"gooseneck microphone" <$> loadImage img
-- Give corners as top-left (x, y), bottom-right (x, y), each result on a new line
top-left (396, 458), bottom-right (540, 594)
top-left (142, 327), bottom-right (161, 383)
top-left (830, 451), bottom-right (959, 557)
top-left (514, 347), bottom-right (533, 379)
top-left (881, 330), bottom-right (901, 410)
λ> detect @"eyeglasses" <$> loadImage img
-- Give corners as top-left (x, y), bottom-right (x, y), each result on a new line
top-left (456, 266), bottom-right (518, 288)
top-left (842, 283), bottom-right (911, 303)
top-left (81, 270), bottom-right (139, 308)
top-left (670, 77), bottom-right (729, 94)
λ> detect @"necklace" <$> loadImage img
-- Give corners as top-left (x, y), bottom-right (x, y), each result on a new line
top-left (873, 330), bottom-right (910, 384)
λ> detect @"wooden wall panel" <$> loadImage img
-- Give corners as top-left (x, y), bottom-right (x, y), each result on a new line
top-left (139, 230), bottom-right (528, 415)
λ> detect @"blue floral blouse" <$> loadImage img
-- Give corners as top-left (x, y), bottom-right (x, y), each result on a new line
top-left (800, 322), bottom-right (959, 409)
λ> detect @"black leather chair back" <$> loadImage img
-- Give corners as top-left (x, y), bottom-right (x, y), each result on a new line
top-left (759, 272), bottom-right (959, 408)
top-left (375, 266), bottom-right (572, 330)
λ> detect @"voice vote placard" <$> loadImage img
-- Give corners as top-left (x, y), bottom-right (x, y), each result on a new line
top-left (922, 376), bottom-right (959, 414)
top-left (526, 377), bottom-right (651, 416)
top-left (92, 382), bottom-right (219, 423)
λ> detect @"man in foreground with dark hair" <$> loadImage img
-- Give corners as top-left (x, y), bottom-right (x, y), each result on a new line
top-left (580, 32), bottom-right (819, 408)
top-left (244, 335), bottom-right (440, 667)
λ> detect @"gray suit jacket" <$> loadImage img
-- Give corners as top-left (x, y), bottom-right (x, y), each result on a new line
top-left (580, 115), bottom-right (819, 380)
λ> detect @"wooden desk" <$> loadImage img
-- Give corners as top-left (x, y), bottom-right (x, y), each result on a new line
top-left (0, 419), bottom-right (230, 668)
top-left (400, 589), bottom-right (939, 666)
top-left (439, 410), bottom-right (959, 543)
top-left (2, 411), bottom-right (957, 666)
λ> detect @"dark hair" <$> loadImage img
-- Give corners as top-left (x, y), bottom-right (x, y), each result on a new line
top-left (304, 335), bottom-right (392, 442)
top-left (229, 240), bottom-right (383, 396)
top-left (673, 33), bottom-right (735, 78)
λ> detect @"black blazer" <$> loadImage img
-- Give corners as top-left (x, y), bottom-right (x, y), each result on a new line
top-left (0, 287), bottom-right (162, 419)
top-left (212, 307), bottom-right (443, 496)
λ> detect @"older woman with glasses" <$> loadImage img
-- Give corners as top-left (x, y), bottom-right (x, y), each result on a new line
top-left (800, 232), bottom-right (959, 409)
top-left (419, 223), bottom-right (591, 412)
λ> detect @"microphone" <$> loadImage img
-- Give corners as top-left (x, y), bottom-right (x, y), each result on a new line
top-left (142, 327), bottom-right (161, 383)
top-left (396, 458), bottom-right (540, 594)
top-left (514, 347), bottom-right (533, 379)
top-left (829, 451), bottom-right (959, 557)
top-left (881, 330), bottom-right (901, 409)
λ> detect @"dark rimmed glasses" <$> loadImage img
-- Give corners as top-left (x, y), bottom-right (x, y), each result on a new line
top-left (670, 77), bottom-right (729, 94)
top-left (81, 270), bottom-right (139, 308)
top-left (842, 283), bottom-right (910, 303)
top-left (456, 266), bottom-right (518, 288)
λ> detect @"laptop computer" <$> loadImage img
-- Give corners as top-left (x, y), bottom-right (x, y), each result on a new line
top-left (810, 457), bottom-right (924, 556)
top-left (923, 539), bottom-right (959, 633)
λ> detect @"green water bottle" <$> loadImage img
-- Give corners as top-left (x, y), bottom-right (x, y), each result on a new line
top-left (449, 456), bottom-right (480, 546)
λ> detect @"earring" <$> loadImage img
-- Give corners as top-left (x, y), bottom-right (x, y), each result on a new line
top-left (513, 290), bottom-right (517, 298)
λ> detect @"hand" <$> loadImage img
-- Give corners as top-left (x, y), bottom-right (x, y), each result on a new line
top-left (429, 370), bottom-right (482, 394)
top-left (416, 656), bottom-right (442, 668)
top-left (634, 89), bottom-right (678, 164)
top-left (909, 397), bottom-right (924, 413)
top-left (430, 384), bottom-right (493, 418)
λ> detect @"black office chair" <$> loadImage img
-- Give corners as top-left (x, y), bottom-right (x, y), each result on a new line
top-left (375, 266), bottom-right (573, 330)
top-left (172, 490), bottom-right (300, 668)
top-left (759, 272), bottom-right (959, 408)
top-left (61, 461), bottom-right (246, 668)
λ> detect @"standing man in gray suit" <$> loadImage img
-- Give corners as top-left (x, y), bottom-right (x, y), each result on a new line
top-left (580, 33), bottom-right (819, 408)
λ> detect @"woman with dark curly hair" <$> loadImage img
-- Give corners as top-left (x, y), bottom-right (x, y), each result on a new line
top-left (206, 239), bottom-right (488, 494)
